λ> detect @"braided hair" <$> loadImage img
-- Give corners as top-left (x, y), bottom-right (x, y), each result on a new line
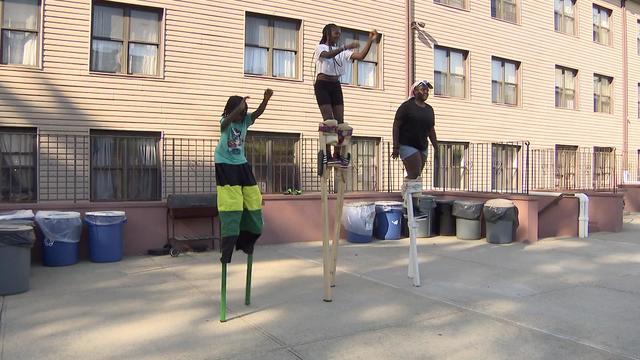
top-left (222, 95), bottom-right (247, 118)
top-left (319, 23), bottom-right (344, 69)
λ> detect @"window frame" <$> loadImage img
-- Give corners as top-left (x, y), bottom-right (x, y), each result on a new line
top-left (555, 144), bottom-right (578, 190)
top-left (0, 0), bottom-right (41, 67)
top-left (433, 141), bottom-right (469, 190)
top-left (555, 65), bottom-right (577, 110)
top-left (433, 0), bottom-right (467, 10)
top-left (338, 27), bottom-right (380, 88)
top-left (554, 0), bottom-right (576, 36)
top-left (491, 57), bottom-right (520, 106)
top-left (244, 131), bottom-right (300, 194)
top-left (593, 74), bottom-right (613, 114)
top-left (491, 143), bottom-right (521, 192)
top-left (243, 13), bottom-right (301, 80)
top-left (593, 146), bottom-right (613, 189)
top-left (491, 0), bottom-right (518, 24)
top-left (434, 46), bottom-right (468, 99)
top-left (592, 5), bottom-right (612, 46)
top-left (0, 127), bottom-right (37, 203)
top-left (344, 137), bottom-right (380, 192)
top-left (90, 1), bottom-right (164, 77)
top-left (90, 130), bottom-right (162, 202)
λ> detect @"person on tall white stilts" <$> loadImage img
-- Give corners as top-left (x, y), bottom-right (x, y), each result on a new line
top-left (391, 80), bottom-right (439, 287)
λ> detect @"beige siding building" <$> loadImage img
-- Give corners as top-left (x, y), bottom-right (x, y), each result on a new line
top-left (0, 0), bottom-right (638, 204)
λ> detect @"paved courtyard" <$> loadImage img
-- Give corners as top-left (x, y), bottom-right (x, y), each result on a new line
top-left (2, 214), bottom-right (640, 359)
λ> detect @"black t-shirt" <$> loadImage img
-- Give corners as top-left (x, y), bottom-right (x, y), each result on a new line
top-left (394, 99), bottom-right (435, 151)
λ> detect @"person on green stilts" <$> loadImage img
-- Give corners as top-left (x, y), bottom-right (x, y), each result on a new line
top-left (215, 88), bottom-right (273, 322)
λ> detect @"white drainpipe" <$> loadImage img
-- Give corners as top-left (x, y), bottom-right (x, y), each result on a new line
top-left (529, 191), bottom-right (589, 238)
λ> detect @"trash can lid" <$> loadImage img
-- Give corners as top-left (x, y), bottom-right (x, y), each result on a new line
top-left (345, 201), bottom-right (375, 207)
top-left (85, 211), bottom-right (126, 217)
top-left (0, 224), bottom-right (33, 232)
top-left (485, 199), bottom-right (515, 208)
top-left (37, 211), bottom-right (81, 219)
top-left (436, 199), bottom-right (455, 204)
top-left (375, 201), bottom-right (403, 206)
top-left (454, 200), bottom-right (484, 205)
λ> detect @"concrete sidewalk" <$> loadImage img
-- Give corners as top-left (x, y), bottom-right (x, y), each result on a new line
top-left (2, 215), bottom-right (640, 360)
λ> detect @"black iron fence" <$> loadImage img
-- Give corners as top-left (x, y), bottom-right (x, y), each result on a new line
top-left (2, 133), bottom-right (636, 203)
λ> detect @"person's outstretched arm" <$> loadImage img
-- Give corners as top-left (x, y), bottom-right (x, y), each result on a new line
top-left (350, 30), bottom-right (378, 61)
top-left (319, 42), bottom-right (359, 59)
top-left (251, 89), bottom-right (274, 123)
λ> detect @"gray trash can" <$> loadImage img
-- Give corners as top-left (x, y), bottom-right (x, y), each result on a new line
top-left (452, 200), bottom-right (484, 240)
top-left (0, 224), bottom-right (36, 295)
top-left (403, 195), bottom-right (436, 238)
top-left (484, 199), bottom-right (519, 244)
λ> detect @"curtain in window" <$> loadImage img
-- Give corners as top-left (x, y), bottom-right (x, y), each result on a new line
top-left (128, 43), bottom-right (157, 75)
top-left (127, 138), bottom-right (158, 200)
top-left (92, 137), bottom-right (121, 200)
top-left (0, 133), bottom-right (35, 201)
top-left (244, 17), bottom-right (268, 75)
top-left (272, 20), bottom-right (296, 78)
top-left (3, 0), bottom-right (38, 29)
top-left (91, 5), bottom-right (123, 72)
top-left (2, 30), bottom-right (36, 65)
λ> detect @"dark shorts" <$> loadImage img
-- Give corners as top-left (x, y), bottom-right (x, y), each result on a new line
top-left (314, 79), bottom-right (344, 106)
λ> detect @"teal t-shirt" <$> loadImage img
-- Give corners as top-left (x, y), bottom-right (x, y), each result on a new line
top-left (214, 113), bottom-right (253, 165)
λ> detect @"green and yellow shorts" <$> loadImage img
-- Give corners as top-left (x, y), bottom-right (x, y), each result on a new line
top-left (215, 162), bottom-right (263, 263)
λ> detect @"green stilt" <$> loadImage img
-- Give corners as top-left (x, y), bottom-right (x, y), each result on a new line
top-left (220, 263), bottom-right (227, 322)
top-left (245, 254), bottom-right (253, 306)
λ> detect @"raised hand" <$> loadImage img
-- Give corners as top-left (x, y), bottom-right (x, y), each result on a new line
top-left (263, 88), bottom-right (273, 101)
top-left (369, 29), bottom-right (379, 41)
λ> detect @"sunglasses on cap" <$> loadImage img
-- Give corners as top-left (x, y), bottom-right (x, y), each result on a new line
top-left (416, 80), bottom-right (433, 89)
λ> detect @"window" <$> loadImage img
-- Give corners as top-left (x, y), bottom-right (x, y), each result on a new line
top-left (555, 66), bottom-right (577, 109)
top-left (491, 144), bottom-right (520, 192)
top-left (244, 14), bottom-right (299, 79)
top-left (339, 28), bottom-right (379, 87)
top-left (90, 131), bottom-right (161, 201)
top-left (434, 142), bottom-right (468, 190)
top-left (434, 0), bottom-right (465, 9)
top-left (1, 0), bottom-right (40, 66)
top-left (491, 0), bottom-right (517, 23)
top-left (492, 57), bottom-right (519, 105)
top-left (245, 132), bottom-right (299, 194)
top-left (594, 74), bottom-right (612, 113)
top-left (554, 0), bottom-right (575, 35)
top-left (638, 83), bottom-right (640, 118)
top-left (0, 128), bottom-right (36, 202)
top-left (434, 47), bottom-right (467, 98)
top-left (91, 2), bottom-right (162, 76)
top-left (555, 144), bottom-right (577, 189)
top-left (593, 5), bottom-right (611, 45)
top-left (345, 137), bottom-right (379, 191)
top-left (593, 147), bottom-right (613, 189)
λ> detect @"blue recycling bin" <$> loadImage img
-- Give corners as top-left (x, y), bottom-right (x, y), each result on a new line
top-left (374, 201), bottom-right (403, 240)
top-left (35, 211), bottom-right (82, 267)
top-left (343, 202), bottom-right (376, 243)
top-left (84, 211), bottom-right (127, 263)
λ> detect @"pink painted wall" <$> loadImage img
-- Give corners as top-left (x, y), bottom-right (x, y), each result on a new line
top-left (586, 192), bottom-right (625, 233)
top-left (538, 196), bottom-right (579, 239)
top-left (620, 185), bottom-right (640, 212)
top-left (0, 191), bottom-right (624, 261)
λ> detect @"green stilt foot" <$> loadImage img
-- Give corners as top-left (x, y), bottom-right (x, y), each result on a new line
top-left (245, 254), bottom-right (253, 306)
top-left (220, 263), bottom-right (227, 322)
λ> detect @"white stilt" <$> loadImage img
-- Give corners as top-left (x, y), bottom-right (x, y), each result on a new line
top-left (404, 179), bottom-right (422, 287)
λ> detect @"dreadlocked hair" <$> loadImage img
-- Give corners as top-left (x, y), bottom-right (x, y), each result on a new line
top-left (222, 95), bottom-right (245, 117)
top-left (320, 23), bottom-right (339, 45)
